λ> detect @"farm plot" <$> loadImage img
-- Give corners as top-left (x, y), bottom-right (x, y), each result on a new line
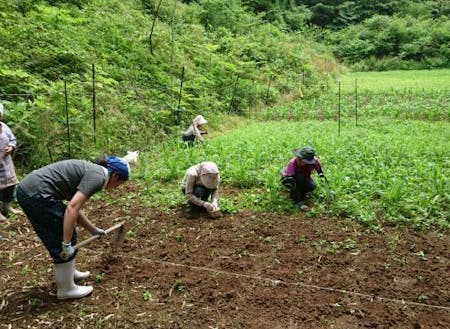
top-left (0, 187), bottom-right (449, 328)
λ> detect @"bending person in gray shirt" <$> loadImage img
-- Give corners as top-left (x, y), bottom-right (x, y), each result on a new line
top-left (16, 155), bottom-right (130, 300)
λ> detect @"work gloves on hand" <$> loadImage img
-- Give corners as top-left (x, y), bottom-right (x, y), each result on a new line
top-left (60, 227), bottom-right (106, 261)
top-left (203, 201), bottom-right (220, 213)
top-left (203, 202), bottom-right (215, 212)
top-left (211, 200), bottom-right (219, 212)
top-left (92, 227), bottom-right (106, 236)
top-left (61, 242), bottom-right (75, 260)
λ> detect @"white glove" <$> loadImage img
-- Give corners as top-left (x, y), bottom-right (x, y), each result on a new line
top-left (211, 200), bottom-right (219, 212)
top-left (203, 202), bottom-right (215, 212)
top-left (61, 242), bottom-right (75, 260)
top-left (92, 227), bottom-right (107, 236)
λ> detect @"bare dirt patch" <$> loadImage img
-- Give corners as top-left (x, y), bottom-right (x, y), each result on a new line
top-left (1, 184), bottom-right (449, 328)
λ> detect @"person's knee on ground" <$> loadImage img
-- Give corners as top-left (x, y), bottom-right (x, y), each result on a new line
top-left (281, 176), bottom-right (296, 190)
top-left (185, 202), bottom-right (203, 219)
top-left (289, 189), bottom-right (305, 204)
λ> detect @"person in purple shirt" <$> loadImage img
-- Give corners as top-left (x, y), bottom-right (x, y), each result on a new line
top-left (281, 146), bottom-right (328, 210)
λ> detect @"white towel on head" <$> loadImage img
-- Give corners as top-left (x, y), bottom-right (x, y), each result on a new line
top-left (121, 151), bottom-right (139, 165)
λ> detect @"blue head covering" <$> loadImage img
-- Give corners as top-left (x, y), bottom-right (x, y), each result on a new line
top-left (105, 156), bottom-right (130, 181)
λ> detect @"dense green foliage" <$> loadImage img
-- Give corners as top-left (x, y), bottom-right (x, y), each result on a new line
top-left (242, 0), bottom-right (450, 70)
top-left (339, 69), bottom-right (450, 90)
top-left (0, 0), bottom-right (336, 168)
top-left (245, 0), bottom-right (450, 30)
top-left (328, 14), bottom-right (450, 70)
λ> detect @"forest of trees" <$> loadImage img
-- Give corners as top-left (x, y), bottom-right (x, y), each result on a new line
top-left (243, 0), bottom-right (450, 70)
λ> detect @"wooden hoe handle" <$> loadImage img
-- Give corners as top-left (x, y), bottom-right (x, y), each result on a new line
top-left (73, 221), bottom-right (125, 250)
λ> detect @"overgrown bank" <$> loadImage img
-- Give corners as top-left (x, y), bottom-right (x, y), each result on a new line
top-left (0, 0), bottom-right (338, 168)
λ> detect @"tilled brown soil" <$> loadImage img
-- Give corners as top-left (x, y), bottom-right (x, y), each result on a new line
top-left (1, 186), bottom-right (449, 328)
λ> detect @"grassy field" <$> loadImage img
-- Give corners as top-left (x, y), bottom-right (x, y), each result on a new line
top-left (339, 69), bottom-right (450, 91)
top-left (263, 69), bottom-right (450, 121)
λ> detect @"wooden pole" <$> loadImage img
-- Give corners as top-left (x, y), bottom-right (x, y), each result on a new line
top-left (176, 66), bottom-right (185, 125)
top-left (64, 80), bottom-right (71, 158)
top-left (265, 75), bottom-right (272, 104)
top-left (229, 74), bottom-right (239, 113)
top-left (92, 63), bottom-right (97, 144)
top-left (338, 81), bottom-right (341, 137)
top-left (355, 78), bottom-right (358, 127)
top-left (149, 0), bottom-right (164, 55)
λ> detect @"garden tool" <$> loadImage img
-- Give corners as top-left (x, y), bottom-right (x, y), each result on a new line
top-left (322, 176), bottom-right (335, 201)
top-left (73, 221), bottom-right (126, 252)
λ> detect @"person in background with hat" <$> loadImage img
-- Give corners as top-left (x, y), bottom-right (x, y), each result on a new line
top-left (16, 155), bottom-right (130, 300)
top-left (181, 161), bottom-right (220, 218)
top-left (0, 102), bottom-right (19, 220)
top-left (281, 146), bottom-right (327, 211)
top-left (182, 115), bottom-right (208, 145)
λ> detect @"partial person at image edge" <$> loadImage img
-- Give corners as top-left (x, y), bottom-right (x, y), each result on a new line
top-left (0, 102), bottom-right (19, 221)
top-left (16, 155), bottom-right (130, 300)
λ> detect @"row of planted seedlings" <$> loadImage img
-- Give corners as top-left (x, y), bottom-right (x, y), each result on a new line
top-left (262, 88), bottom-right (449, 122)
top-left (135, 119), bottom-right (449, 231)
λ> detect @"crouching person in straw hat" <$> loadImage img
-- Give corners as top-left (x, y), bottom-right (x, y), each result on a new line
top-left (281, 146), bottom-right (328, 211)
top-left (181, 161), bottom-right (221, 219)
top-left (182, 115), bottom-right (208, 145)
top-left (16, 155), bottom-right (130, 300)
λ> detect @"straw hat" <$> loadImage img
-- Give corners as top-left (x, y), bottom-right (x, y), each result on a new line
top-left (292, 146), bottom-right (316, 164)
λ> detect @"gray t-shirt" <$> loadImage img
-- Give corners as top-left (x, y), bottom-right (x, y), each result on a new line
top-left (19, 160), bottom-right (106, 200)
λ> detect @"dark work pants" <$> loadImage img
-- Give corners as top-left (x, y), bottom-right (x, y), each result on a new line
top-left (281, 173), bottom-right (316, 203)
top-left (182, 185), bottom-right (213, 211)
top-left (0, 185), bottom-right (16, 202)
top-left (182, 134), bottom-right (195, 145)
top-left (16, 186), bottom-right (78, 264)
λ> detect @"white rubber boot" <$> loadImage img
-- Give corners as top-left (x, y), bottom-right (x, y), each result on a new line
top-left (74, 268), bottom-right (91, 281)
top-left (73, 260), bottom-right (90, 281)
top-left (55, 260), bottom-right (93, 300)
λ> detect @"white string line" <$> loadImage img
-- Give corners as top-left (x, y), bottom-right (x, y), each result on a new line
top-left (123, 255), bottom-right (450, 312)
top-left (5, 234), bottom-right (450, 311)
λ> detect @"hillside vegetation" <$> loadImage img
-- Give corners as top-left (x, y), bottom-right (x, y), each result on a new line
top-left (0, 0), bottom-right (337, 168)
top-left (244, 0), bottom-right (450, 70)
